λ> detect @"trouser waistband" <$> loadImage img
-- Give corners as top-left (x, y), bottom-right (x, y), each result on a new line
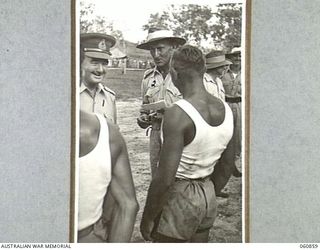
top-left (175, 175), bottom-right (211, 182)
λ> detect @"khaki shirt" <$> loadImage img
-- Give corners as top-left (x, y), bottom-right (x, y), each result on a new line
top-left (80, 82), bottom-right (117, 123)
top-left (203, 73), bottom-right (225, 101)
top-left (221, 71), bottom-right (241, 98)
top-left (140, 69), bottom-right (225, 116)
top-left (141, 68), bottom-right (182, 115)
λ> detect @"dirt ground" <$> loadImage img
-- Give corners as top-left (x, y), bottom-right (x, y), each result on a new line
top-left (106, 69), bottom-right (242, 243)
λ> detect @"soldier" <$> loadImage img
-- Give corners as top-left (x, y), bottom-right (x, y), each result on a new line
top-left (80, 33), bottom-right (117, 123)
top-left (136, 28), bottom-right (186, 178)
top-left (136, 28), bottom-right (224, 178)
top-left (205, 51), bottom-right (241, 198)
top-left (223, 47), bottom-right (242, 178)
top-left (140, 45), bottom-right (235, 242)
top-left (203, 72), bottom-right (226, 101)
top-left (204, 51), bottom-right (231, 101)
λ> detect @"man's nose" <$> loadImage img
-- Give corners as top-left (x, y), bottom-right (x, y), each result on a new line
top-left (154, 48), bottom-right (160, 57)
top-left (96, 63), bottom-right (104, 72)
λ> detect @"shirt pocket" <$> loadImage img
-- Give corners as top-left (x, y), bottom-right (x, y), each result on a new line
top-left (165, 85), bottom-right (182, 105)
top-left (145, 85), bottom-right (161, 103)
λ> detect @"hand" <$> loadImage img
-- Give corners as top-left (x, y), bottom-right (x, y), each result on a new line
top-left (137, 114), bottom-right (151, 129)
top-left (140, 217), bottom-right (154, 242)
top-left (157, 108), bottom-right (165, 114)
top-left (149, 112), bottom-right (163, 122)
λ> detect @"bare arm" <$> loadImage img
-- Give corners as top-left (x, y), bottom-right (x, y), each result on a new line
top-left (105, 123), bottom-right (139, 242)
top-left (140, 106), bottom-right (186, 240)
top-left (211, 129), bottom-right (236, 193)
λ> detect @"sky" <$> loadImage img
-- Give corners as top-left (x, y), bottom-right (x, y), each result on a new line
top-left (79, 0), bottom-right (244, 43)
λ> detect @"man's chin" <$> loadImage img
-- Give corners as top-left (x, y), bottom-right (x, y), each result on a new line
top-left (91, 76), bottom-right (103, 83)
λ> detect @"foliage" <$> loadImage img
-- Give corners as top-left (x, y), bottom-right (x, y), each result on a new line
top-left (143, 3), bottom-right (242, 51)
top-left (143, 5), bottom-right (212, 47)
top-left (79, 1), bottom-right (242, 51)
top-left (79, 1), bottom-right (123, 41)
top-left (212, 3), bottom-right (242, 51)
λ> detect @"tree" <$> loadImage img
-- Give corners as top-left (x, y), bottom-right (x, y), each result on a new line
top-left (142, 4), bottom-right (242, 51)
top-left (212, 3), bottom-right (242, 51)
top-left (79, 1), bottom-right (94, 33)
top-left (143, 5), bottom-right (212, 47)
top-left (79, 0), bottom-right (124, 41)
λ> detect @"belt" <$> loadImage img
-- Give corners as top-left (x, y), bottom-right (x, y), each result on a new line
top-left (78, 224), bottom-right (94, 239)
top-left (226, 96), bottom-right (241, 103)
top-left (175, 175), bottom-right (211, 182)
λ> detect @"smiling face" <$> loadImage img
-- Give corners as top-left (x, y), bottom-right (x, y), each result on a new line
top-left (149, 40), bottom-right (174, 69)
top-left (81, 56), bottom-right (108, 89)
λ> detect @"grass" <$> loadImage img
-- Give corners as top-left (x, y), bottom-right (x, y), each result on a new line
top-left (103, 68), bottom-right (145, 101)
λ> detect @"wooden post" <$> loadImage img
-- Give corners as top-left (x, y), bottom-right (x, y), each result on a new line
top-left (122, 58), bottom-right (127, 75)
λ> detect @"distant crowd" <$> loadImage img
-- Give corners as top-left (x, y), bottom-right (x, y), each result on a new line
top-left (109, 58), bottom-right (154, 70)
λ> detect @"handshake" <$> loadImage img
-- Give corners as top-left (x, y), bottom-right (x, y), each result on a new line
top-left (137, 112), bottom-right (163, 129)
top-left (137, 113), bottom-right (152, 129)
top-left (137, 101), bottom-right (167, 129)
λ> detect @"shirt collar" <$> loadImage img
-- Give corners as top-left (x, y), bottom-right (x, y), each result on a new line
top-left (151, 66), bottom-right (172, 81)
top-left (80, 81), bottom-right (103, 94)
top-left (150, 66), bottom-right (161, 78)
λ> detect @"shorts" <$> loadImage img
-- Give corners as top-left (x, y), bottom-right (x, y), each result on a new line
top-left (152, 177), bottom-right (217, 241)
top-left (77, 218), bottom-right (108, 243)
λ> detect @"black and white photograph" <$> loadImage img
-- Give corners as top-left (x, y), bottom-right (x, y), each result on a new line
top-left (3, 0), bottom-right (320, 245)
top-left (76, 0), bottom-right (245, 243)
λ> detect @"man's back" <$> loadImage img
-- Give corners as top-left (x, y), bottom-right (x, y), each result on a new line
top-left (174, 97), bottom-right (233, 180)
top-left (170, 93), bottom-right (230, 145)
top-left (188, 93), bottom-right (226, 126)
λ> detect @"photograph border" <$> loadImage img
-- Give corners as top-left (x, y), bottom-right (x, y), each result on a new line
top-left (244, 0), bottom-right (251, 243)
top-left (69, 0), bottom-right (252, 243)
top-left (70, 0), bottom-right (76, 243)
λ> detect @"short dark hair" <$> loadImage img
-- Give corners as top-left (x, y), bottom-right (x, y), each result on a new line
top-left (172, 45), bottom-right (205, 74)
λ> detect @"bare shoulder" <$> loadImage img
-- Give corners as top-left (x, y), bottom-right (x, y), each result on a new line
top-left (107, 121), bottom-right (126, 160)
top-left (163, 104), bottom-right (192, 131)
top-left (206, 92), bottom-right (224, 107)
